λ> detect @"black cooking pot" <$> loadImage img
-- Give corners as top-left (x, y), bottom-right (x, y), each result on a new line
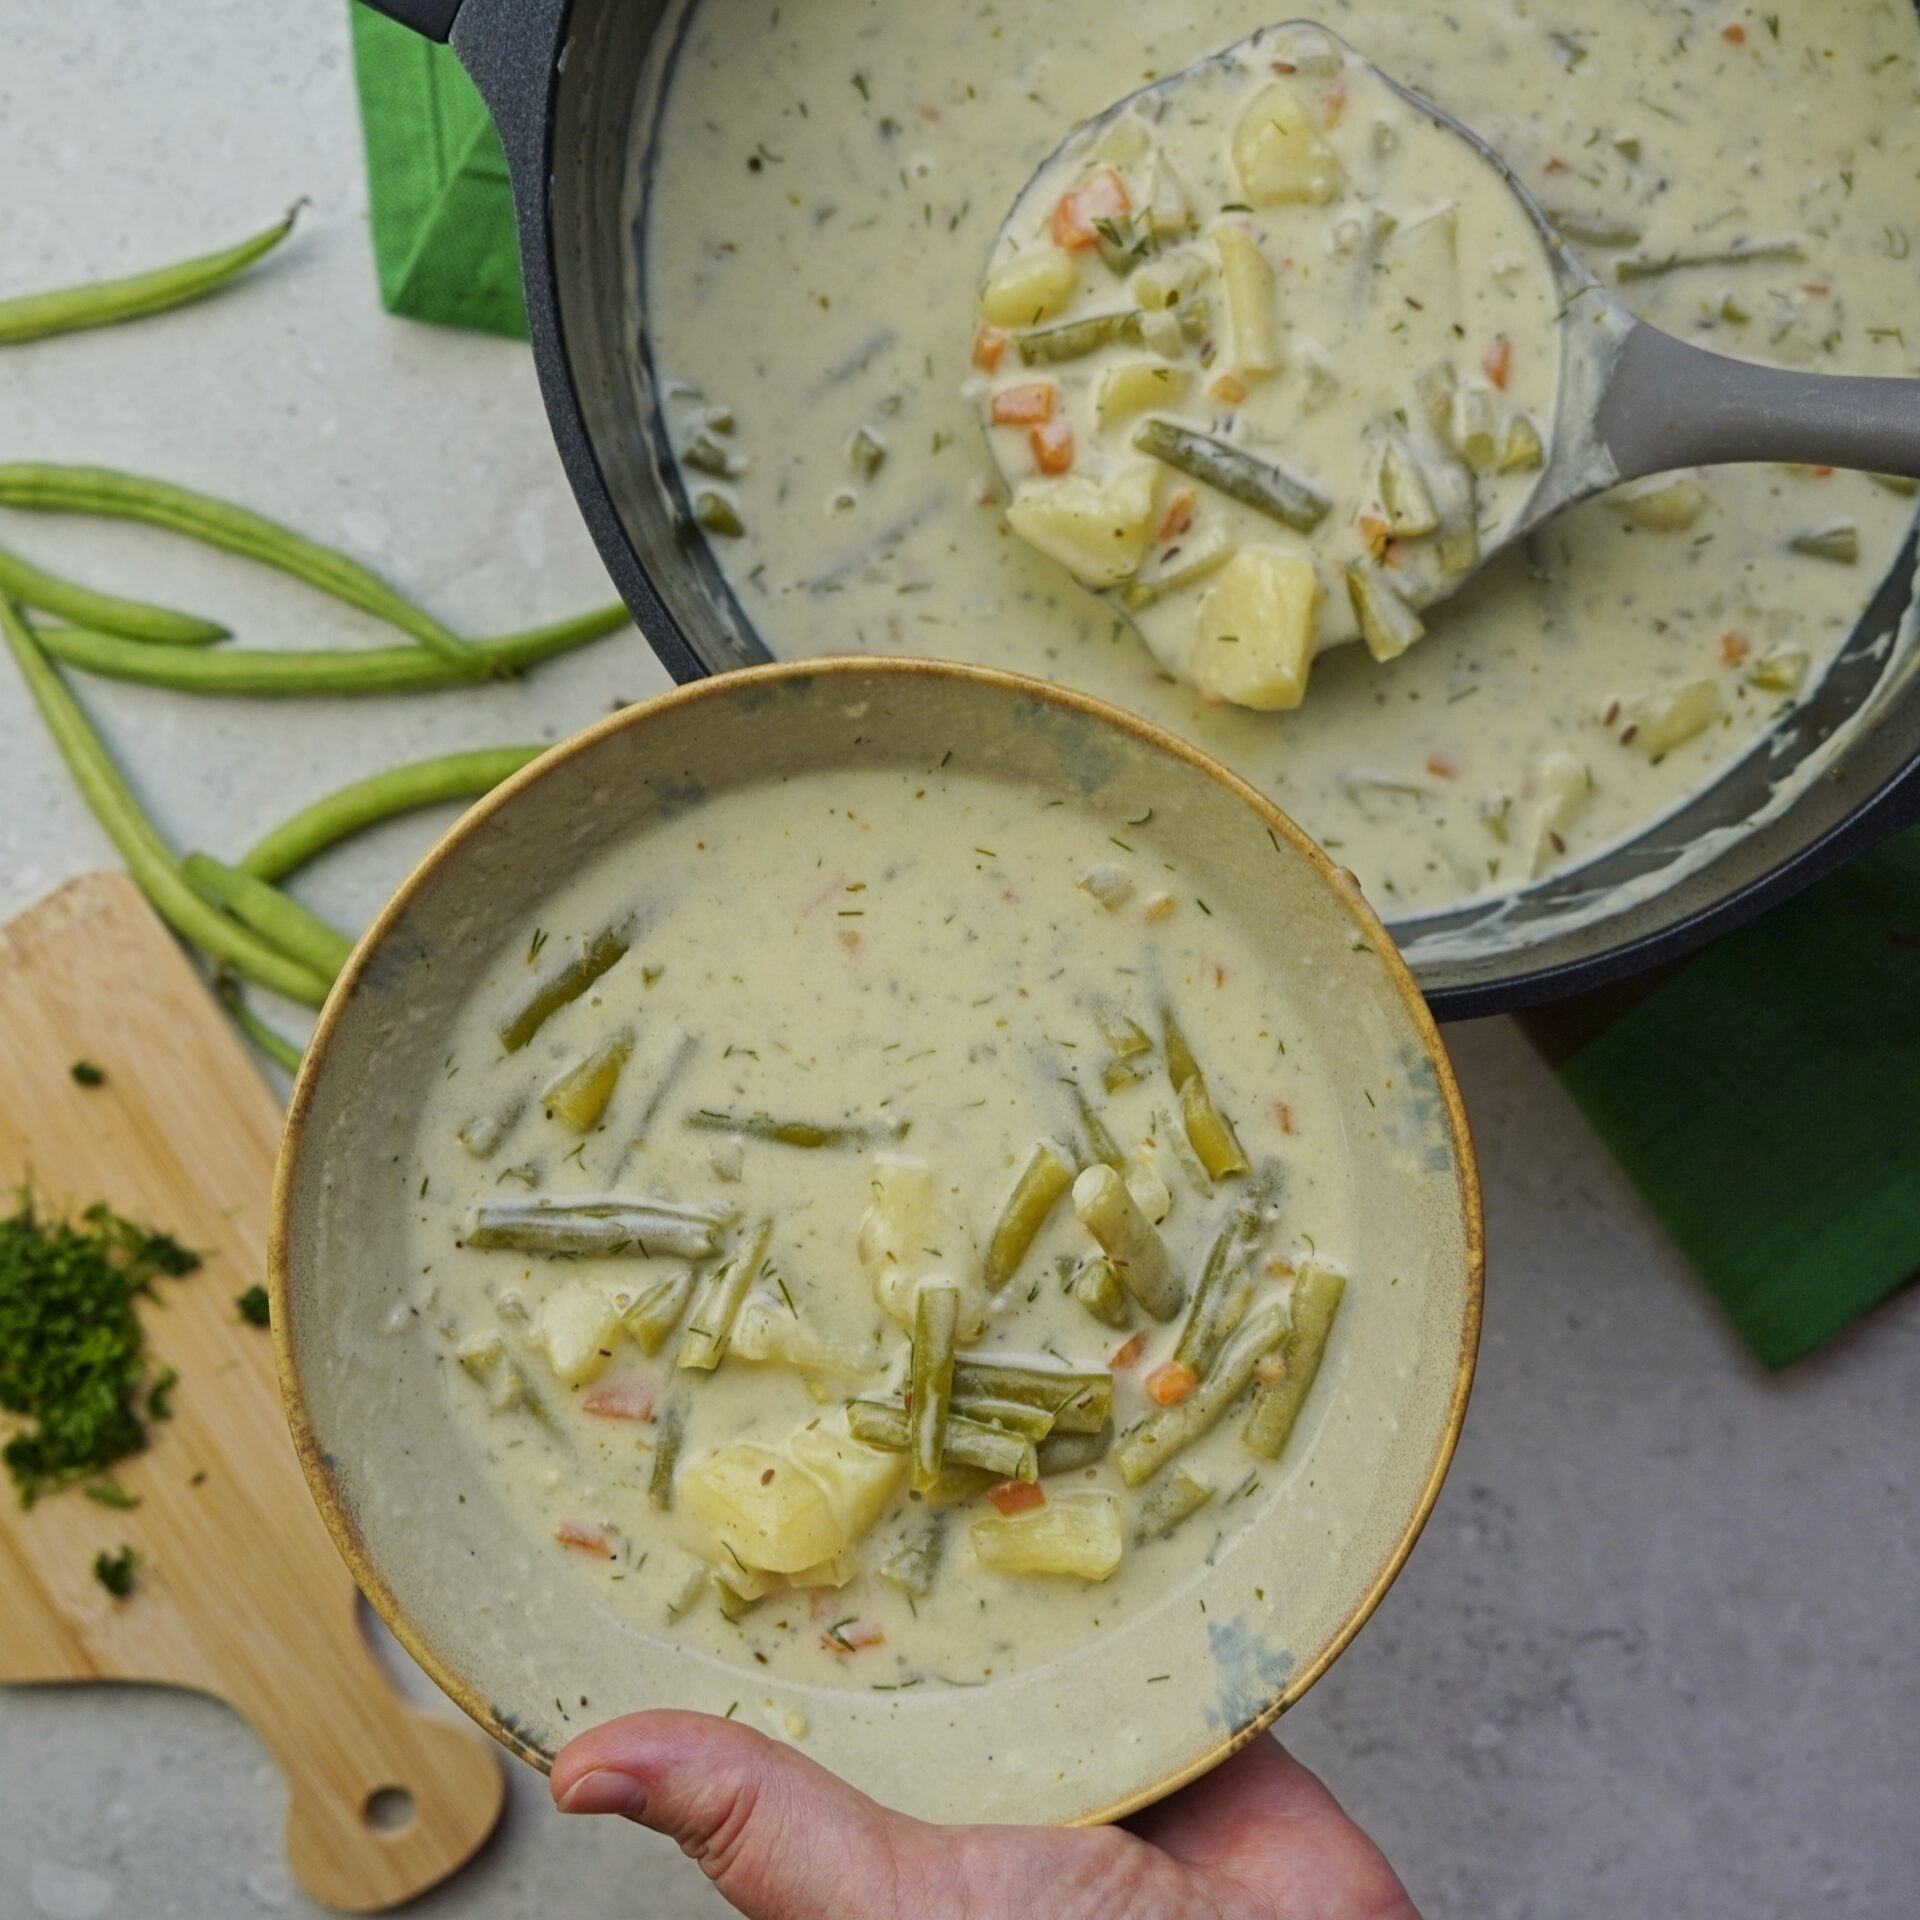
top-left (365, 0), bottom-right (1920, 1022)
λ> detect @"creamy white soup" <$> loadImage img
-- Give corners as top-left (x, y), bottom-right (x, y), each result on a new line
top-left (641, 0), bottom-right (1920, 925)
top-left (407, 766), bottom-right (1357, 1687)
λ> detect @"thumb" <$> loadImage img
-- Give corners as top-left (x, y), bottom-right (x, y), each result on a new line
top-left (552, 1709), bottom-right (938, 1920)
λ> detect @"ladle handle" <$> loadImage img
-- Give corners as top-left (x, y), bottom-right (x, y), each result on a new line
top-left (1599, 322), bottom-right (1920, 484)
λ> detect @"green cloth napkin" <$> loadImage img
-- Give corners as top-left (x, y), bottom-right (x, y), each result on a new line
top-left (347, 4), bottom-right (528, 339)
top-left (1530, 825), bottom-right (1920, 1368)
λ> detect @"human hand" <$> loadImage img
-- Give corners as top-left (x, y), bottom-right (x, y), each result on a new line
top-left (552, 1709), bottom-right (1418, 1920)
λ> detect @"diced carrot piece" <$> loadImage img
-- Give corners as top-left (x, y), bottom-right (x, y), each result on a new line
top-left (1358, 513), bottom-right (1392, 560)
top-left (1719, 631), bottom-right (1752, 665)
top-left (1272, 1100), bottom-right (1297, 1135)
top-left (1030, 416), bottom-right (1075, 475)
top-left (1145, 1362), bottom-right (1197, 1407)
top-left (986, 1479), bottom-right (1048, 1516)
top-left (1811, 464), bottom-right (1834, 476)
top-left (1321, 85), bottom-right (1347, 127)
top-left (1483, 338), bottom-right (1513, 390)
top-left (1719, 21), bottom-right (1747, 43)
top-left (822, 1618), bottom-right (887, 1653)
top-left (1050, 167), bottom-right (1131, 251)
top-left (1158, 489), bottom-right (1197, 541)
top-left (990, 381), bottom-right (1057, 426)
top-left (581, 1379), bottom-right (656, 1422)
top-left (1110, 1331), bottom-right (1149, 1369)
top-left (1543, 157), bottom-right (1571, 176)
top-left (1263, 1255), bottom-right (1297, 1279)
top-left (555, 1521), bottom-right (612, 1557)
top-left (1427, 753), bottom-right (1460, 780)
top-left (1209, 373), bottom-right (1249, 405)
top-left (973, 325), bottom-right (1010, 373)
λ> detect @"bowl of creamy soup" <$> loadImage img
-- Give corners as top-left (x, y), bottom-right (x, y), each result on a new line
top-left (271, 658), bottom-right (1481, 1823)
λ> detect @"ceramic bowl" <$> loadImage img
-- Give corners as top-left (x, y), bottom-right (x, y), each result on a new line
top-left (270, 657), bottom-right (1482, 1825)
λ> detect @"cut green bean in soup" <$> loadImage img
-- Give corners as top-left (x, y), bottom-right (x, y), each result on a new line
top-left (408, 765), bottom-right (1353, 1686)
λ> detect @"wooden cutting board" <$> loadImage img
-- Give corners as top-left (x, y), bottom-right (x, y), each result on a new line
top-left (0, 874), bottom-right (503, 1912)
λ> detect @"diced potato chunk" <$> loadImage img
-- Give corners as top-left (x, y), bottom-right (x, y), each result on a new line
top-left (729, 1297), bottom-right (877, 1376)
top-left (534, 1281), bottom-right (621, 1387)
top-left (1615, 678), bottom-right (1720, 757)
top-left (680, 1444), bottom-right (845, 1574)
top-left (1618, 476), bottom-right (1710, 532)
top-left (1097, 360), bottom-right (1191, 428)
top-left (1232, 84), bottom-right (1344, 206)
top-left (981, 251), bottom-right (1080, 328)
top-left (1005, 464), bottom-right (1157, 588)
top-left (788, 1419), bottom-right (907, 1543)
top-left (1521, 750), bottom-right (1593, 875)
top-left (970, 1491), bottom-right (1125, 1581)
top-left (1191, 549), bottom-right (1322, 711)
top-left (855, 1154), bottom-right (987, 1335)
top-left (1145, 151), bottom-right (1194, 236)
top-left (1090, 114), bottom-right (1152, 170)
top-left (1211, 225), bottom-right (1280, 378)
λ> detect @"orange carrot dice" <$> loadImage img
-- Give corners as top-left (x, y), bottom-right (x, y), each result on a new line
top-left (555, 1520), bottom-right (612, 1557)
top-left (1050, 167), bottom-right (1131, 250)
top-left (990, 381), bottom-right (1056, 426)
top-left (1109, 1331), bottom-right (1149, 1369)
top-left (582, 1379), bottom-right (656, 1422)
top-left (973, 325), bottom-right (1010, 373)
top-left (986, 1479), bottom-right (1047, 1516)
top-left (1030, 416), bottom-right (1075, 475)
top-left (1145, 1362), bottom-right (1197, 1407)
top-left (1483, 337), bottom-right (1513, 390)
top-left (1158, 489), bottom-right (1197, 541)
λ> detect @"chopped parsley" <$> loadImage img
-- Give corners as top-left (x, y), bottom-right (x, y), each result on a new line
top-left (93, 1543), bottom-right (137, 1598)
top-left (235, 1285), bottom-right (271, 1328)
top-left (69, 1060), bottom-right (106, 1087)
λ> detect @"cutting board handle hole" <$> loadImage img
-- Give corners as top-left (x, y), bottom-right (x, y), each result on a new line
top-left (363, 1785), bottom-right (416, 1833)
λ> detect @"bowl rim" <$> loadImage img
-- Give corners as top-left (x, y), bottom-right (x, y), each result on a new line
top-left (268, 653), bottom-right (1485, 1821)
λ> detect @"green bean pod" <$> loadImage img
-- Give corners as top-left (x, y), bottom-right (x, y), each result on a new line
top-left (31, 602), bottom-right (629, 696)
top-left (183, 853), bottom-right (354, 981)
top-left (1, 599), bottom-right (332, 1005)
top-left (1132, 419), bottom-right (1331, 532)
top-left (238, 746), bottom-right (545, 881)
top-left (908, 1281), bottom-right (960, 1494)
top-left (0, 208), bottom-right (301, 346)
top-left (0, 541), bottom-right (225, 645)
top-left (0, 463), bottom-right (484, 672)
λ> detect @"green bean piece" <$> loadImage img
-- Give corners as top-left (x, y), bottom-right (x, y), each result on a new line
top-left (677, 1218), bottom-right (773, 1371)
top-left (1132, 419), bottom-right (1331, 532)
top-left (0, 463), bottom-right (485, 674)
top-left (0, 207), bottom-right (300, 345)
top-left (1071, 1253), bottom-right (1134, 1331)
top-left (622, 1270), bottom-right (697, 1357)
top-left (1500, 416), bottom-right (1546, 474)
top-left (694, 491), bottom-right (745, 537)
top-left (1016, 309), bottom-right (1146, 366)
top-left (984, 1139), bottom-right (1075, 1290)
top-left (1135, 1466), bottom-right (1216, 1544)
top-left (951, 1360), bottom-right (1112, 1434)
top-left (682, 432), bottom-right (735, 478)
top-left (1073, 1164), bottom-right (1184, 1321)
top-left (457, 1098), bottom-right (524, 1160)
top-left (1243, 1264), bottom-right (1346, 1461)
top-left (1102, 1057), bottom-right (1148, 1095)
top-left (948, 1394), bottom-right (1056, 1442)
top-left (1093, 1004), bottom-right (1152, 1058)
top-left (845, 1399), bottom-right (1038, 1482)
top-left (466, 1196), bottom-right (735, 1260)
top-left (1159, 1004), bottom-right (1200, 1094)
top-left (182, 853), bottom-right (354, 981)
top-left (1376, 434), bottom-right (1439, 536)
top-left (627, 1032), bottom-right (699, 1150)
top-left (1064, 1077), bottom-right (1127, 1172)
top-left (1178, 1073), bottom-right (1251, 1181)
top-left (1414, 362), bottom-right (1458, 439)
top-left (1543, 209), bottom-right (1644, 249)
top-left (1870, 473), bottom-right (1920, 498)
top-left (497, 919), bottom-right (633, 1052)
top-left (649, 1401), bottom-right (686, 1510)
top-left (1092, 212), bottom-right (1152, 276)
top-left (1037, 1421), bottom-right (1113, 1476)
top-left (908, 1281), bottom-right (960, 1494)
top-left (237, 747), bottom-right (545, 882)
top-left (215, 977), bottom-right (304, 1075)
top-left (0, 541), bottom-right (225, 645)
top-left (878, 1521), bottom-right (945, 1597)
top-left (0, 600), bottom-right (333, 1005)
top-left (32, 602), bottom-right (630, 697)
top-left (1113, 1297), bottom-right (1290, 1487)
top-left (542, 1032), bottom-right (634, 1133)
top-left (848, 426), bottom-right (888, 479)
top-left (683, 1110), bottom-right (909, 1149)
top-left (1172, 1169), bottom-right (1284, 1378)
top-left (1346, 564), bottom-right (1427, 662)
top-left (1614, 239), bottom-right (1806, 282)
top-left (1789, 522), bottom-right (1860, 564)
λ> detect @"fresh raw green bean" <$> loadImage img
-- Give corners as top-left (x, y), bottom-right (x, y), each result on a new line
top-left (1243, 1264), bottom-right (1346, 1461)
top-left (951, 1360), bottom-right (1111, 1433)
top-left (949, 1393), bottom-right (1056, 1442)
top-left (1017, 309), bottom-right (1146, 366)
top-left (215, 976), bottom-right (305, 1075)
top-left (684, 1110), bottom-right (909, 1148)
top-left (1172, 1170), bottom-right (1283, 1378)
top-left (0, 464), bottom-right (486, 672)
top-left (878, 1521), bottom-right (945, 1597)
top-left (182, 853), bottom-right (354, 981)
top-left (1614, 239), bottom-right (1806, 282)
top-left (1036, 1421), bottom-right (1113, 1476)
top-left (1113, 1297), bottom-right (1289, 1487)
top-left (465, 1195), bottom-right (735, 1260)
top-left (649, 1401), bottom-right (686, 1510)
top-left (984, 1138), bottom-right (1075, 1290)
top-left (498, 919), bottom-right (634, 1052)
top-left (1071, 1253), bottom-right (1134, 1331)
top-left (677, 1218), bottom-right (773, 1370)
top-left (237, 747), bottom-right (545, 881)
top-left (0, 208), bottom-right (301, 345)
top-left (0, 541), bottom-right (225, 645)
top-left (908, 1281), bottom-right (960, 1494)
top-left (846, 1399), bottom-right (1038, 1482)
top-left (1135, 1466), bottom-right (1216, 1543)
top-left (622, 1270), bottom-right (697, 1356)
top-left (1073, 1164), bottom-right (1185, 1321)
top-left (1132, 419), bottom-right (1330, 531)
top-left (32, 602), bottom-right (630, 696)
top-left (0, 599), bottom-right (332, 1004)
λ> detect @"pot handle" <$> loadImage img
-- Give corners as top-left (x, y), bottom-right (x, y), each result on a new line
top-left (355, 0), bottom-right (464, 41)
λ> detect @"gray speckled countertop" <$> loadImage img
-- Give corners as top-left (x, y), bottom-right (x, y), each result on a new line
top-left (2, 7), bottom-right (1916, 1917)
